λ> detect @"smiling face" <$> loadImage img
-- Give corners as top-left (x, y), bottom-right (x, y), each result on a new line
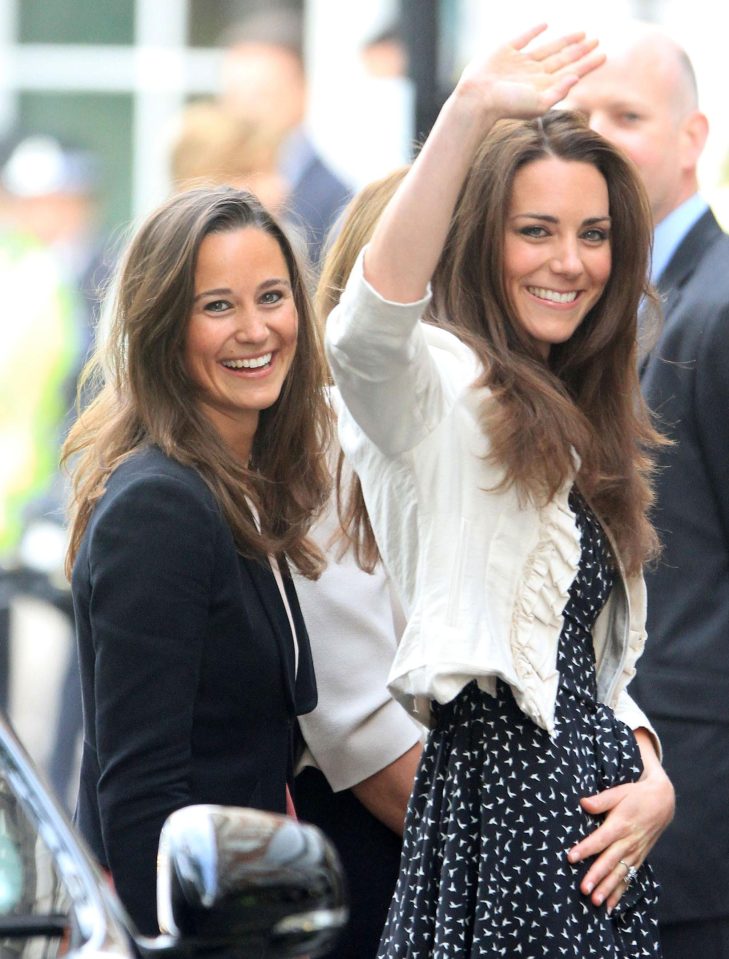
top-left (503, 157), bottom-right (612, 359)
top-left (185, 226), bottom-right (298, 460)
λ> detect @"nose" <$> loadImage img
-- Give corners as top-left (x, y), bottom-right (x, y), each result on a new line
top-left (233, 307), bottom-right (269, 345)
top-left (550, 238), bottom-right (583, 278)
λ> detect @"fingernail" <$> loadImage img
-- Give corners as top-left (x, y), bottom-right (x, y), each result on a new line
top-left (607, 906), bottom-right (613, 917)
top-left (567, 850), bottom-right (578, 863)
top-left (594, 893), bottom-right (603, 905)
top-left (584, 881), bottom-right (593, 894)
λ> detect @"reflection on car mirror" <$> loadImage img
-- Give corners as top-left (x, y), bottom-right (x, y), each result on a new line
top-left (156, 805), bottom-right (348, 958)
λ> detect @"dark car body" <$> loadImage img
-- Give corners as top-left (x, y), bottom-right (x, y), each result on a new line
top-left (0, 711), bottom-right (347, 958)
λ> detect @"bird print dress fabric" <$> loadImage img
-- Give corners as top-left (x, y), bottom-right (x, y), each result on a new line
top-left (377, 490), bottom-right (662, 958)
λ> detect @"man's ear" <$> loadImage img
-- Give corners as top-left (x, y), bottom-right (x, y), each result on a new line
top-left (680, 110), bottom-right (709, 171)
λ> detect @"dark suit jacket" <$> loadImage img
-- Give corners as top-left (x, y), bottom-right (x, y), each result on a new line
top-left (72, 446), bottom-right (316, 935)
top-left (285, 137), bottom-right (351, 267)
top-left (631, 208), bottom-right (729, 924)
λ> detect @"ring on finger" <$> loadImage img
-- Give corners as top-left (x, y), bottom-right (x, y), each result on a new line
top-left (619, 860), bottom-right (639, 887)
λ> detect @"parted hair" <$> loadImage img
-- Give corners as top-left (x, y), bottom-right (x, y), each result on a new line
top-left (431, 109), bottom-right (664, 575)
top-left (63, 186), bottom-right (331, 578)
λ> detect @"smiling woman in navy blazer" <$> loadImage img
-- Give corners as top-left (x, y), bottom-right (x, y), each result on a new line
top-left (62, 187), bottom-right (331, 936)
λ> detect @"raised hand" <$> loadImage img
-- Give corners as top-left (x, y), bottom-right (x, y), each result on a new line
top-left (361, 23), bottom-right (604, 305)
top-left (455, 24), bottom-right (605, 121)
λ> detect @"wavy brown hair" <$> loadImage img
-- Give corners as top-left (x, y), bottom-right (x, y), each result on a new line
top-left (315, 167), bottom-right (410, 570)
top-left (341, 112), bottom-right (665, 576)
top-left (64, 186), bottom-right (331, 578)
top-left (430, 110), bottom-right (664, 575)
top-left (316, 166), bottom-right (410, 326)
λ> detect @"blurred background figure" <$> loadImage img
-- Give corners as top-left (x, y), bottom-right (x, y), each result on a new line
top-left (220, 8), bottom-right (351, 267)
top-left (359, 21), bottom-right (408, 80)
top-left (295, 167), bottom-right (421, 959)
top-left (168, 98), bottom-right (287, 214)
top-left (1, 135), bottom-right (107, 364)
top-left (0, 133), bottom-right (109, 808)
top-left (565, 21), bottom-right (729, 959)
top-left (0, 224), bottom-right (76, 703)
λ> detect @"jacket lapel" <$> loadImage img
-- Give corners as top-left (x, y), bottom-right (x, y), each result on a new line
top-left (278, 557), bottom-right (317, 715)
top-left (241, 555), bottom-right (317, 716)
top-left (640, 209), bottom-right (722, 377)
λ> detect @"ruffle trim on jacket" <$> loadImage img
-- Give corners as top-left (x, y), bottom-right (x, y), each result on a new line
top-left (505, 491), bottom-right (582, 736)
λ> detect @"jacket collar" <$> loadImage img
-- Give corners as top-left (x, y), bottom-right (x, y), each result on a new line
top-left (657, 207), bottom-right (722, 295)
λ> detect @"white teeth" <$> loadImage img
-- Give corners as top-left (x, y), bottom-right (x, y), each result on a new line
top-left (528, 287), bottom-right (578, 304)
top-left (222, 353), bottom-right (272, 370)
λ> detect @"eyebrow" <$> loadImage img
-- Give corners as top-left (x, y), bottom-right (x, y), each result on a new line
top-left (193, 277), bottom-right (292, 303)
top-left (512, 214), bottom-right (612, 225)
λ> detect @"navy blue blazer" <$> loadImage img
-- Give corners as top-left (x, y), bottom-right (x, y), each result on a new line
top-left (631, 209), bottom-right (729, 925)
top-left (72, 446), bottom-right (316, 935)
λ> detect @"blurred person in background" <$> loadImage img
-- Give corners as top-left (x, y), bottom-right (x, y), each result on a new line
top-left (0, 134), bottom-right (105, 725)
top-left (0, 135), bottom-right (113, 810)
top-left (565, 24), bottom-right (729, 958)
top-left (295, 166), bottom-right (422, 959)
top-left (220, 8), bottom-right (351, 268)
top-left (2, 135), bottom-right (108, 364)
top-left (168, 98), bottom-right (287, 214)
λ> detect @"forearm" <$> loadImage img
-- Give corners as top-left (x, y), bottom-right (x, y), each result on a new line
top-left (364, 92), bottom-right (498, 303)
top-left (351, 742), bottom-right (421, 836)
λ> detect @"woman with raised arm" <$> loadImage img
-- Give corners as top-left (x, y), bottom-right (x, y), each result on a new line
top-left (63, 187), bottom-right (330, 935)
top-left (325, 26), bottom-right (674, 958)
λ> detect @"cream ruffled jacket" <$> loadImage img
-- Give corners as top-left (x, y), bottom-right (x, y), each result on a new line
top-left (326, 251), bottom-right (655, 743)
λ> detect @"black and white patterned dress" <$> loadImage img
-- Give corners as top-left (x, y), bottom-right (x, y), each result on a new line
top-left (378, 490), bottom-right (662, 958)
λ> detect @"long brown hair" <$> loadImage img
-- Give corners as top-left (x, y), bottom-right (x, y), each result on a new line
top-left (315, 167), bottom-right (410, 569)
top-left (431, 110), bottom-right (664, 574)
top-left (64, 186), bottom-right (331, 578)
top-left (340, 112), bottom-right (665, 576)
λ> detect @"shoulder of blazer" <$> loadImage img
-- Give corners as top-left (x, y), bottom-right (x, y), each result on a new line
top-left (658, 208), bottom-right (729, 295)
top-left (103, 446), bottom-right (216, 507)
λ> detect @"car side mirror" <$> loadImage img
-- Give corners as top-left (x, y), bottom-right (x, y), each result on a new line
top-left (155, 805), bottom-right (348, 958)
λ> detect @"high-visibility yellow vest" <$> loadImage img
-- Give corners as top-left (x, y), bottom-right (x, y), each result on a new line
top-left (0, 232), bottom-right (81, 555)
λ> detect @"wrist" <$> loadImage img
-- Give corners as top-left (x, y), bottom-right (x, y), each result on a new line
top-left (448, 81), bottom-right (502, 128)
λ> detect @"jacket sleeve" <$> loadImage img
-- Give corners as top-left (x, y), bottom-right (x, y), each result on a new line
top-left (86, 470), bottom-right (218, 934)
top-left (325, 248), bottom-right (446, 456)
top-left (295, 501), bottom-right (422, 790)
top-left (613, 688), bottom-right (662, 761)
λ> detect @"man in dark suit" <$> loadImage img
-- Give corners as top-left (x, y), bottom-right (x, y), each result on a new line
top-left (567, 22), bottom-right (729, 959)
top-left (220, 10), bottom-right (351, 267)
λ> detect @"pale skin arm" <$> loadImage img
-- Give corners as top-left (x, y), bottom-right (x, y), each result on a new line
top-left (351, 742), bottom-right (422, 836)
top-left (568, 727), bottom-right (675, 911)
top-left (363, 24), bottom-right (604, 303)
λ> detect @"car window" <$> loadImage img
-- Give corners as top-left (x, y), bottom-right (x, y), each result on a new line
top-left (0, 775), bottom-right (71, 958)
